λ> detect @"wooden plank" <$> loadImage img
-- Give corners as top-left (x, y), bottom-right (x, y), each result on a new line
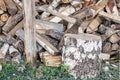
top-left (23, 0), bottom-right (36, 67)
top-left (0, 0), bottom-right (7, 11)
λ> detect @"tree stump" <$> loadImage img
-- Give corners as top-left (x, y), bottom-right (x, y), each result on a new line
top-left (62, 33), bottom-right (102, 79)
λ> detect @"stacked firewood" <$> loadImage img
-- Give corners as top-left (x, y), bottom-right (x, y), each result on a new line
top-left (0, 0), bottom-right (120, 66)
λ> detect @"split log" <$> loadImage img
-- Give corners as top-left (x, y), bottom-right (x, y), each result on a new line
top-left (112, 43), bottom-right (119, 51)
top-left (9, 46), bottom-right (19, 57)
top-left (61, 0), bottom-right (69, 3)
top-left (4, 0), bottom-right (18, 16)
top-left (40, 34), bottom-right (59, 48)
top-left (0, 43), bottom-right (9, 58)
top-left (2, 11), bottom-right (23, 34)
top-left (99, 53), bottom-right (110, 60)
top-left (40, 51), bottom-right (61, 67)
top-left (0, 13), bottom-right (9, 22)
top-left (102, 42), bottom-right (112, 53)
top-left (49, 6), bottom-right (75, 23)
top-left (109, 34), bottom-right (120, 43)
top-left (41, 0), bottom-right (60, 18)
top-left (62, 33), bottom-right (102, 79)
top-left (99, 11), bottom-right (120, 23)
top-left (36, 33), bottom-right (59, 55)
top-left (0, 0), bottom-right (7, 11)
top-left (0, 20), bottom-right (4, 33)
top-left (87, 16), bottom-right (102, 33)
top-left (35, 19), bottom-right (64, 32)
top-left (45, 29), bottom-right (64, 40)
top-left (15, 29), bottom-right (24, 41)
top-left (8, 19), bottom-right (24, 37)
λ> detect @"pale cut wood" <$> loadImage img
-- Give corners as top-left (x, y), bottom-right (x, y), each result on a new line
top-left (62, 33), bottom-right (102, 79)
top-left (99, 11), bottom-right (120, 23)
top-left (83, 0), bottom-right (90, 7)
top-left (0, 43), bottom-right (9, 57)
top-left (99, 53), bottom-right (110, 60)
top-left (8, 19), bottom-right (24, 37)
top-left (112, 43), bottom-right (119, 51)
top-left (87, 16), bottom-right (101, 33)
top-left (36, 33), bottom-right (59, 55)
top-left (4, 0), bottom-right (18, 16)
top-left (61, 0), bottom-right (69, 3)
top-left (109, 34), bottom-right (120, 43)
top-left (0, 13), bottom-right (9, 22)
top-left (0, 9), bottom-right (3, 14)
top-left (40, 51), bottom-right (61, 67)
top-left (0, 0), bottom-right (7, 11)
top-left (2, 11), bottom-right (23, 33)
top-left (23, 0), bottom-right (36, 67)
top-left (41, 0), bottom-right (60, 18)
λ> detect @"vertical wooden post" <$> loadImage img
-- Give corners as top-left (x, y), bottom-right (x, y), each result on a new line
top-left (23, 0), bottom-right (36, 67)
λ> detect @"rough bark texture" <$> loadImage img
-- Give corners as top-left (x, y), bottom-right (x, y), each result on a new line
top-left (62, 33), bottom-right (102, 79)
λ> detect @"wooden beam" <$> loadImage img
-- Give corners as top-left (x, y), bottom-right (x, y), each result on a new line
top-left (23, 0), bottom-right (36, 67)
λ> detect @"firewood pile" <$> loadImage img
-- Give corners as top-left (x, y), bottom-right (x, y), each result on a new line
top-left (0, 0), bottom-right (120, 66)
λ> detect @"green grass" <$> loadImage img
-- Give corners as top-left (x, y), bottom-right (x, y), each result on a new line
top-left (0, 61), bottom-right (119, 80)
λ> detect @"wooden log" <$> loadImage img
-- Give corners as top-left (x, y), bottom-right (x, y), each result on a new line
top-left (112, 43), bottom-right (119, 51)
top-left (0, 13), bottom-right (9, 22)
top-left (109, 34), bottom-right (120, 43)
top-left (15, 29), bottom-right (24, 41)
top-left (0, 43), bottom-right (9, 58)
top-left (36, 33), bottom-right (59, 55)
top-left (49, 6), bottom-right (75, 23)
top-left (23, 0), bottom-right (36, 67)
top-left (39, 51), bottom-right (61, 67)
top-left (83, 0), bottom-right (90, 7)
top-left (61, 0), bottom-right (69, 3)
top-left (2, 11), bottom-right (23, 34)
top-left (0, 0), bottom-right (7, 11)
top-left (87, 16), bottom-right (102, 33)
top-left (41, 0), bottom-right (60, 18)
top-left (9, 46), bottom-right (19, 57)
top-left (99, 11), bottom-right (120, 23)
top-left (40, 34), bottom-right (59, 48)
top-left (35, 19), bottom-right (64, 32)
top-left (102, 42), bottom-right (112, 53)
top-left (70, 0), bottom-right (82, 8)
top-left (36, 5), bottom-right (76, 24)
top-left (13, 0), bottom-right (23, 9)
top-left (45, 29), bottom-right (64, 40)
top-left (8, 19), bottom-right (24, 37)
top-left (99, 53), bottom-right (110, 60)
top-left (62, 33), bottom-right (102, 79)
top-left (4, 0), bottom-right (18, 16)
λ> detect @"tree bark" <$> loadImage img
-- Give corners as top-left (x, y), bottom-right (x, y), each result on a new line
top-left (62, 33), bottom-right (102, 79)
